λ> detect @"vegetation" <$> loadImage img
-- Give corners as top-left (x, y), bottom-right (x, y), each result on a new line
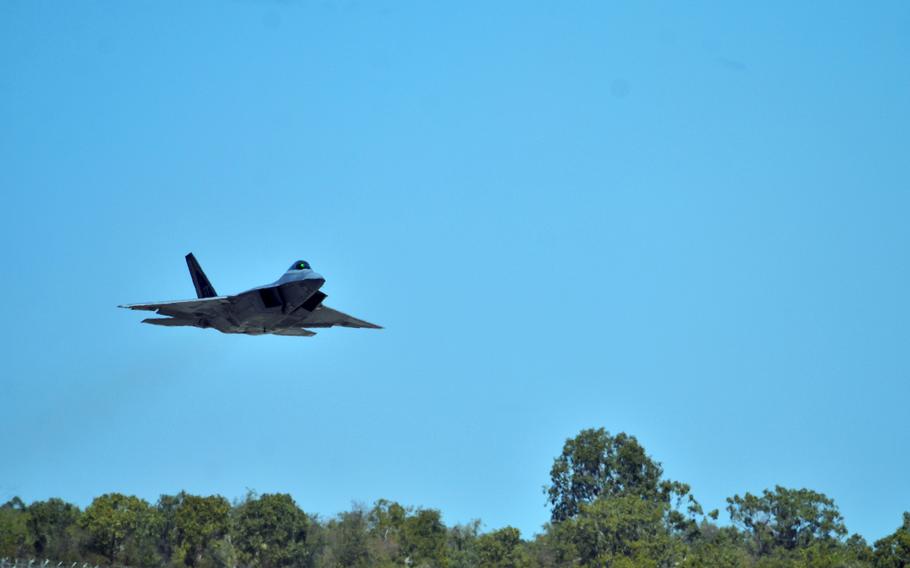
top-left (1, 427), bottom-right (906, 568)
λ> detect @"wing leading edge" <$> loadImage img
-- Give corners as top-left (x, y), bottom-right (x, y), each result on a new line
top-left (119, 296), bottom-right (231, 318)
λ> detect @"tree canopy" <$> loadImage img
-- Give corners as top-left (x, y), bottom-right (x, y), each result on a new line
top-left (547, 429), bottom-right (665, 522)
top-left (726, 486), bottom-right (848, 555)
top-left (0, 427), bottom-right (902, 568)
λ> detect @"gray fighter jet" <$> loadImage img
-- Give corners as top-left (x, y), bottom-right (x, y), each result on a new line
top-left (120, 253), bottom-right (381, 337)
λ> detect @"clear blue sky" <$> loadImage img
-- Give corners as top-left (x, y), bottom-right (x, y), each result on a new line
top-left (2, 0), bottom-right (908, 542)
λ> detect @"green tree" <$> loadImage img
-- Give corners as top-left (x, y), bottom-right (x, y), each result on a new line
top-left (318, 508), bottom-right (370, 568)
top-left (232, 492), bottom-right (311, 568)
top-left (366, 499), bottom-right (408, 563)
top-left (527, 526), bottom-right (577, 568)
top-left (795, 537), bottom-right (873, 568)
top-left (552, 494), bottom-right (678, 568)
top-left (0, 497), bottom-right (33, 558)
top-left (874, 512), bottom-right (910, 568)
top-left (156, 493), bottom-right (183, 562)
top-left (726, 486), bottom-right (847, 555)
top-left (158, 492), bottom-right (231, 567)
top-left (548, 429), bottom-right (664, 522)
top-left (26, 498), bottom-right (82, 560)
top-left (401, 509), bottom-right (449, 568)
top-left (680, 523), bottom-right (751, 568)
top-left (79, 493), bottom-right (161, 567)
top-left (476, 527), bottom-right (530, 568)
top-left (547, 428), bottom-right (702, 534)
top-left (446, 521), bottom-right (481, 568)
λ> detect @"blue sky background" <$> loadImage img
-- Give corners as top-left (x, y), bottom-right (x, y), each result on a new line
top-left (2, 1), bottom-right (909, 542)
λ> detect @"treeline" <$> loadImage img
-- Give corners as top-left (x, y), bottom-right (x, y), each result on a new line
top-left (2, 428), bottom-right (908, 568)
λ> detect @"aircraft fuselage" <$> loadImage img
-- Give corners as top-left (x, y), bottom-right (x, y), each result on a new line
top-left (121, 256), bottom-right (380, 337)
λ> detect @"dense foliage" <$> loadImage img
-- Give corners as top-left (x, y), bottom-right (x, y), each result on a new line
top-left (1, 428), bottom-right (906, 568)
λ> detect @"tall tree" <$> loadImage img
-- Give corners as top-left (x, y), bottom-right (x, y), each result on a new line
top-left (0, 498), bottom-right (33, 558)
top-left (726, 486), bottom-right (847, 555)
top-left (156, 493), bottom-right (182, 562)
top-left (551, 494), bottom-right (678, 568)
top-left (366, 499), bottom-right (408, 563)
top-left (319, 508), bottom-right (371, 568)
top-left (874, 512), bottom-right (910, 568)
top-left (157, 492), bottom-right (231, 567)
top-left (548, 429), bottom-right (664, 522)
top-left (79, 493), bottom-right (161, 567)
top-left (232, 492), bottom-right (311, 568)
top-left (26, 498), bottom-right (81, 560)
top-left (680, 523), bottom-right (751, 568)
top-left (547, 428), bottom-right (701, 531)
top-left (401, 509), bottom-right (448, 568)
top-left (446, 521), bottom-right (481, 568)
top-left (475, 527), bottom-right (530, 568)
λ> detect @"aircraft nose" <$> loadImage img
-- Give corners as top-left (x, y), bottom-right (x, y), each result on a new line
top-left (306, 272), bottom-right (325, 285)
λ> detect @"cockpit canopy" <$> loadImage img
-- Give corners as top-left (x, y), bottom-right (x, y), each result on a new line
top-left (290, 260), bottom-right (312, 271)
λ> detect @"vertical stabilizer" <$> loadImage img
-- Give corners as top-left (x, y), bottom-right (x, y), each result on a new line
top-left (185, 253), bottom-right (218, 298)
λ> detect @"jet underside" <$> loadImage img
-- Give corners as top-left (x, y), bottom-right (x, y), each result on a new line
top-left (163, 280), bottom-right (329, 335)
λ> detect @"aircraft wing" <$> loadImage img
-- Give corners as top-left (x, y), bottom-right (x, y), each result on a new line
top-left (141, 317), bottom-right (199, 327)
top-left (118, 296), bottom-right (231, 319)
top-left (301, 304), bottom-right (382, 329)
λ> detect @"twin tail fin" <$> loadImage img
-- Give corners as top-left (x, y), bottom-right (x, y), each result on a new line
top-left (185, 253), bottom-right (218, 298)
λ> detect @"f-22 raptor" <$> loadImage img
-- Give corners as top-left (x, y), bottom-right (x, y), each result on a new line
top-left (120, 254), bottom-right (381, 337)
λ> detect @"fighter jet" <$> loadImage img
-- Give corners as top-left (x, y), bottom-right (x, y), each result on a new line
top-left (119, 253), bottom-right (381, 337)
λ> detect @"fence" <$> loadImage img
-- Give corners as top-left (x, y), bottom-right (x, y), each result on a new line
top-left (0, 559), bottom-right (100, 568)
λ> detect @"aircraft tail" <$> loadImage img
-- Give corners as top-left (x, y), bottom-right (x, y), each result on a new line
top-left (185, 253), bottom-right (218, 298)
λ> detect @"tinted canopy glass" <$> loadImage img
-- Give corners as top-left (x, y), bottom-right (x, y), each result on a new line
top-left (290, 260), bottom-right (311, 271)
